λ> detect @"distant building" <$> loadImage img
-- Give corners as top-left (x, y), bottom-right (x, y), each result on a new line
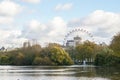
top-left (66, 36), bottom-right (82, 47)
top-left (23, 41), bottom-right (31, 48)
top-left (66, 40), bottom-right (74, 47)
top-left (23, 39), bottom-right (38, 48)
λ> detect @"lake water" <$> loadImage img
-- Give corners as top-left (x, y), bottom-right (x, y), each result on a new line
top-left (0, 65), bottom-right (120, 80)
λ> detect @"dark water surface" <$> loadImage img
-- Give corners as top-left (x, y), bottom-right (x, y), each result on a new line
top-left (0, 65), bottom-right (120, 80)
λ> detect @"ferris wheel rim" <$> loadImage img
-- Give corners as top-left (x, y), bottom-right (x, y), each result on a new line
top-left (63, 28), bottom-right (95, 46)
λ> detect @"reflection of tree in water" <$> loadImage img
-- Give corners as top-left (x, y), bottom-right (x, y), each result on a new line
top-left (74, 66), bottom-right (96, 77)
top-left (20, 66), bottom-right (120, 80)
top-left (72, 66), bottom-right (120, 80)
top-left (16, 66), bottom-right (120, 80)
top-left (95, 67), bottom-right (120, 80)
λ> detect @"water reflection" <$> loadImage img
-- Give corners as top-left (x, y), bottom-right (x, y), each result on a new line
top-left (0, 65), bottom-right (119, 80)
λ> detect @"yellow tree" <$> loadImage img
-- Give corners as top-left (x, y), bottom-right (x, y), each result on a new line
top-left (49, 45), bottom-right (73, 65)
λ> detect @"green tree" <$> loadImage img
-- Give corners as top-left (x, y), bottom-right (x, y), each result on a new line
top-left (23, 52), bottom-right (35, 65)
top-left (0, 55), bottom-right (10, 65)
top-left (32, 56), bottom-right (55, 65)
top-left (75, 40), bottom-right (97, 62)
top-left (110, 33), bottom-right (120, 57)
top-left (0, 43), bottom-right (73, 65)
top-left (94, 46), bottom-right (120, 66)
top-left (32, 57), bottom-right (43, 65)
top-left (15, 53), bottom-right (25, 65)
top-left (66, 46), bottom-right (76, 61)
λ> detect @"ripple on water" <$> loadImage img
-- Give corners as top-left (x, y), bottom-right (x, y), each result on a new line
top-left (0, 65), bottom-right (119, 80)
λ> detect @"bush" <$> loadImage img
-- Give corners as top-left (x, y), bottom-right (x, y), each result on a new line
top-left (94, 49), bottom-right (120, 66)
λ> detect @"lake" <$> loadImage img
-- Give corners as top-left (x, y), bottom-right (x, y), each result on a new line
top-left (0, 65), bottom-right (120, 80)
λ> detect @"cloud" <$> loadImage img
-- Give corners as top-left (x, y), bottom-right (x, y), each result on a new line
top-left (0, 0), bottom-right (22, 17)
top-left (82, 10), bottom-right (120, 35)
top-left (68, 10), bottom-right (120, 44)
top-left (22, 17), bottom-right (67, 45)
top-left (55, 3), bottom-right (73, 11)
top-left (0, 29), bottom-right (26, 48)
top-left (0, 1), bottom-right (25, 48)
top-left (22, 0), bottom-right (41, 4)
top-left (27, 20), bottom-right (46, 32)
top-left (0, 16), bottom-right (14, 24)
top-left (0, 0), bottom-right (23, 25)
top-left (48, 17), bottom-right (67, 37)
top-left (2, 10), bottom-right (120, 47)
top-left (22, 10), bottom-right (120, 46)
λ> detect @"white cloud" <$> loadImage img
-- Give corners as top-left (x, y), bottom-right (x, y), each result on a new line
top-left (27, 20), bottom-right (46, 31)
top-left (48, 17), bottom-right (66, 36)
top-left (0, 1), bottom-right (25, 47)
top-left (0, 16), bottom-right (14, 24)
top-left (0, 29), bottom-right (26, 48)
top-left (68, 10), bottom-right (120, 44)
top-left (22, 10), bottom-right (120, 46)
top-left (82, 10), bottom-right (120, 34)
top-left (22, 17), bottom-right (67, 45)
top-left (0, 0), bottom-right (22, 17)
top-left (22, 0), bottom-right (41, 4)
top-left (1, 10), bottom-right (120, 47)
top-left (0, 0), bottom-right (23, 25)
top-left (55, 3), bottom-right (73, 11)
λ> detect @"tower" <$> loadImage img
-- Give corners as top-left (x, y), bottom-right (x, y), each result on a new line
top-left (23, 41), bottom-right (31, 48)
top-left (66, 36), bottom-right (82, 47)
top-left (74, 36), bottom-right (82, 47)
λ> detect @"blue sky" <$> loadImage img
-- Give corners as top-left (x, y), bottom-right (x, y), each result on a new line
top-left (16, 0), bottom-right (120, 22)
top-left (0, 0), bottom-right (120, 47)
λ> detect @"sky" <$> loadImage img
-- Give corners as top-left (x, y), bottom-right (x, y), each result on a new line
top-left (0, 0), bottom-right (120, 48)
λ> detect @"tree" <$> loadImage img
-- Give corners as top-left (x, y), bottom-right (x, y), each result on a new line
top-left (49, 45), bottom-right (73, 65)
top-left (110, 33), bottom-right (120, 57)
top-left (0, 43), bottom-right (73, 65)
top-left (15, 53), bottom-right (25, 65)
top-left (66, 46), bottom-right (76, 61)
top-left (75, 40), bottom-right (97, 62)
top-left (31, 44), bottom-right (42, 56)
top-left (47, 43), bottom-right (61, 47)
top-left (94, 47), bottom-right (119, 66)
top-left (32, 57), bottom-right (43, 65)
top-left (0, 55), bottom-right (10, 65)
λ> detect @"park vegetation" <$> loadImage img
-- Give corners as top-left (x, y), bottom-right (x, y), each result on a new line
top-left (66, 33), bottom-right (120, 66)
top-left (0, 43), bottom-right (73, 65)
top-left (0, 33), bottom-right (120, 66)
top-left (95, 33), bottom-right (120, 66)
top-left (66, 40), bottom-right (97, 64)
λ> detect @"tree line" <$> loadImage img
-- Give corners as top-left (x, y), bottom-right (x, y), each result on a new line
top-left (95, 33), bottom-right (120, 66)
top-left (0, 33), bottom-right (120, 66)
top-left (0, 43), bottom-right (73, 65)
top-left (65, 33), bottom-right (120, 66)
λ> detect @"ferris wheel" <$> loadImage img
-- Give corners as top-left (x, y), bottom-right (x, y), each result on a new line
top-left (63, 28), bottom-right (95, 46)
